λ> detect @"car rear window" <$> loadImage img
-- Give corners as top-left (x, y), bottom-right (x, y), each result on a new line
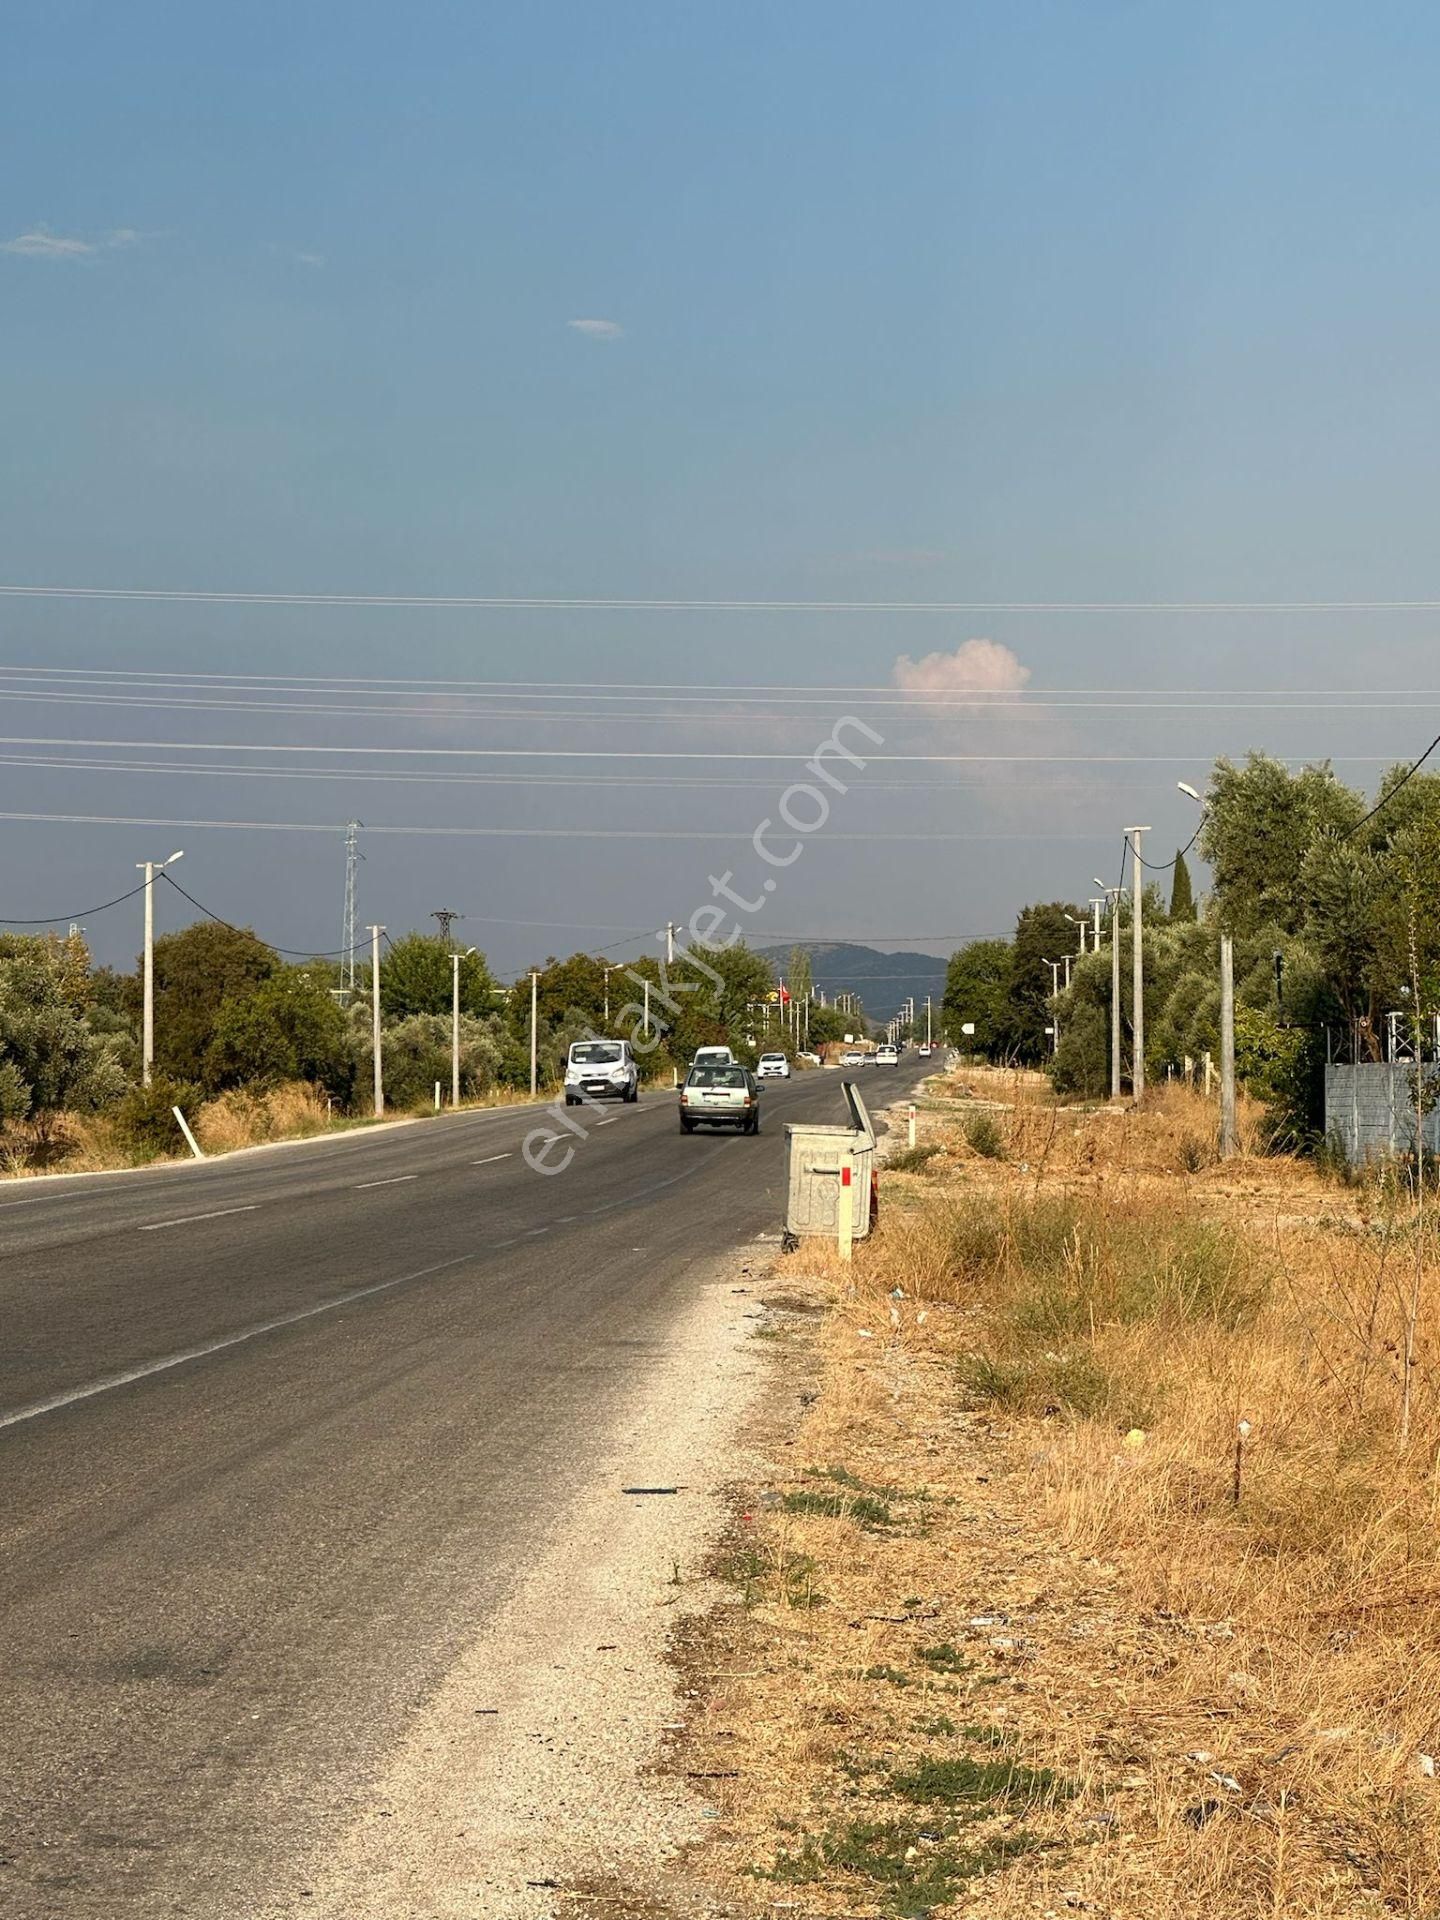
top-left (689, 1067), bottom-right (747, 1087)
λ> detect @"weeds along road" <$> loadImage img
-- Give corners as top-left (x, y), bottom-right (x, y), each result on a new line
top-left (0, 1057), bottom-right (928, 1918)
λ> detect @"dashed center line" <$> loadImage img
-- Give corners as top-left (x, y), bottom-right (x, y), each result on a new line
top-left (353, 1175), bottom-right (418, 1190)
top-left (139, 1205), bottom-right (259, 1233)
top-left (472, 1153), bottom-right (512, 1165)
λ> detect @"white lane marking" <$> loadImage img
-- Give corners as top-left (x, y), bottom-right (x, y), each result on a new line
top-left (594, 1118), bottom-right (616, 1127)
top-left (0, 1183), bottom-right (135, 1213)
top-left (472, 1153), bottom-right (512, 1165)
top-left (354, 1175), bottom-right (418, 1189)
top-left (138, 1205), bottom-right (259, 1233)
top-left (0, 1250), bottom-right (477, 1434)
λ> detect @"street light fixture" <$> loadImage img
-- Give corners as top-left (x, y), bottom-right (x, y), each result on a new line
top-left (137, 849), bottom-right (185, 1087)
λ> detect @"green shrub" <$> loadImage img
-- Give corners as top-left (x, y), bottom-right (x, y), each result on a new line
top-left (783, 1488), bottom-right (894, 1529)
top-left (111, 1077), bottom-right (205, 1159)
top-left (963, 1111), bottom-right (1006, 1159)
top-left (887, 1143), bottom-right (942, 1174)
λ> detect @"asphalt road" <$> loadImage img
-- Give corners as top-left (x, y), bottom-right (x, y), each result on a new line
top-left (0, 1056), bottom-right (930, 1918)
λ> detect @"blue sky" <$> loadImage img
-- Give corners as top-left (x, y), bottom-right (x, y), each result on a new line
top-left (3, 3), bottom-right (1440, 972)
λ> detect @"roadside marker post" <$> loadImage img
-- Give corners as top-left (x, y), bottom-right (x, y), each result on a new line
top-left (837, 1158), bottom-right (854, 1263)
top-left (907, 1103), bottom-right (916, 1149)
top-left (172, 1107), bottom-right (205, 1160)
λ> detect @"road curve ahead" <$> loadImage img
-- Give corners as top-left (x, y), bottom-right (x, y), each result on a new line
top-left (0, 1058), bottom-right (928, 1918)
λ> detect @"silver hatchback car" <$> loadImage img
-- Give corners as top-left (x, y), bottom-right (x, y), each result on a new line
top-left (679, 1064), bottom-right (761, 1134)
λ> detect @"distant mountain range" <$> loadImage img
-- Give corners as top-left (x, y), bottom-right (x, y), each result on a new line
top-left (756, 942), bottom-right (948, 1023)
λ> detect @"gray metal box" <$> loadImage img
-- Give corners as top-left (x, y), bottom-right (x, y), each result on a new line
top-left (782, 1080), bottom-right (876, 1241)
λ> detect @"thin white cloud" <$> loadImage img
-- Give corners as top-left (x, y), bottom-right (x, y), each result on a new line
top-left (892, 637), bottom-right (1031, 695)
top-left (2, 224), bottom-right (159, 261)
top-left (2, 228), bottom-right (95, 260)
top-left (568, 317), bottom-right (623, 339)
top-left (292, 249), bottom-right (326, 268)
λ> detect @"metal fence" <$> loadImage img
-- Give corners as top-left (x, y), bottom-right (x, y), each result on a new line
top-left (1324, 1063), bottom-right (1440, 1164)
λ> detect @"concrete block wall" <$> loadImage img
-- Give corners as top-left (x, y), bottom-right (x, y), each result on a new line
top-left (1325, 1063), bottom-right (1440, 1163)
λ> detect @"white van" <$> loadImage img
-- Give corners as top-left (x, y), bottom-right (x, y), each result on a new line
top-left (691, 1045), bottom-right (737, 1070)
top-left (564, 1038), bottom-right (639, 1105)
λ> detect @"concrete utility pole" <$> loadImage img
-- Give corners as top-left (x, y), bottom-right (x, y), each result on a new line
top-left (1126, 827), bottom-right (1150, 1100)
top-left (529, 969), bottom-right (540, 1097)
top-left (137, 850), bottom-right (184, 1087)
top-left (1095, 880), bottom-right (1122, 1101)
top-left (1219, 932), bottom-right (1238, 1158)
top-left (665, 921), bottom-right (676, 964)
top-left (1042, 959), bottom-right (1061, 1053)
top-left (602, 964), bottom-right (616, 1026)
top-left (368, 924), bottom-right (386, 1117)
top-left (926, 996), bottom-right (933, 1046)
top-left (451, 947), bottom-right (475, 1109)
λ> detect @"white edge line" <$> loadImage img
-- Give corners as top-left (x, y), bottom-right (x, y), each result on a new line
top-left (138, 1204), bottom-right (260, 1232)
top-left (0, 1251), bottom-right (476, 1433)
top-left (354, 1175), bottom-right (418, 1189)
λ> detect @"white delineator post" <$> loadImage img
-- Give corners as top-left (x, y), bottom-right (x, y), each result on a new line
top-left (369, 924), bottom-right (386, 1117)
top-left (837, 1155), bottom-right (854, 1263)
top-left (1219, 932), bottom-right (1238, 1159)
top-left (908, 1103), bottom-right (917, 1149)
top-left (1127, 827), bottom-right (1150, 1100)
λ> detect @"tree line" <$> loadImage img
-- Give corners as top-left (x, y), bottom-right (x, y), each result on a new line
top-left (0, 922), bottom-right (860, 1167)
top-left (940, 751), bottom-right (1440, 1143)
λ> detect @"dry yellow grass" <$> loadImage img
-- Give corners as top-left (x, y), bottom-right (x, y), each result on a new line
top-left (191, 1081), bottom-right (337, 1153)
top-left (676, 1077), bottom-right (1440, 1918)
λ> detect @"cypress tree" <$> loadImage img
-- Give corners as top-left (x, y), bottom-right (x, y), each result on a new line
top-left (1169, 850), bottom-right (1195, 921)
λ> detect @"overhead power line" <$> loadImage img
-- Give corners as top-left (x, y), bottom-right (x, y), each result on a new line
top-left (0, 810), bottom-right (1154, 841)
top-left (1343, 729), bottom-right (1440, 840)
top-left (0, 753), bottom-right (1269, 794)
top-left (6, 585), bottom-right (1440, 613)
top-left (159, 873), bottom-right (366, 959)
top-left (0, 878), bottom-right (151, 926)
top-left (0, 734), bottom-right (1401, 764)
top-left (5, 675), bottom-right (1436, 706)
top-left (3, 683), bottom-right (1438, 718)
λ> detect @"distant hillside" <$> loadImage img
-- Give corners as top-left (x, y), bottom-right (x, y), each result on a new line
top-left (756, 942), bottom-right (947, 1023)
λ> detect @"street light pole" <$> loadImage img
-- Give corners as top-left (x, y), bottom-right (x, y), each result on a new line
top-left (1095, 880), bottom-right (1122, 1101)
top-left (368, 924), bottom-right (386, 1117)
top-left (1219, 932), bottom-right (1238, 1158)
top-left (137, 849), bottom-right (184, 1087)
top-left (529, 968), bottom-right (540, 1097)
top-left (451, 947), bottom-right (476, 1109)
top-left (1041, 959), bottom-right (1061, 1054)
top-left (1126, 827), bottom-right (1150, 1100)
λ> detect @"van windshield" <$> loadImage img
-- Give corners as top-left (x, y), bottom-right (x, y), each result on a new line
top-left (571, 1043), bottom-right (622, 1065)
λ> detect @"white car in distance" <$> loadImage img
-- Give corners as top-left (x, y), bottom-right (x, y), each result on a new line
top-left (875, 1045), bottom-right (899, 1065)
top-left (756, 1052), bottom-right (790, 1079)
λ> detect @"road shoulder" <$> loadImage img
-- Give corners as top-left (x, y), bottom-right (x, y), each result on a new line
top-left (294, 1236), bottom-right (787, 1919)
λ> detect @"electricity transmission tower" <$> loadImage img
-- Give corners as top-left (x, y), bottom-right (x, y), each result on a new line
top-left (340, 821), bottom-right (363, 996)
top-left (432, 908), bottom-right (461, 947)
